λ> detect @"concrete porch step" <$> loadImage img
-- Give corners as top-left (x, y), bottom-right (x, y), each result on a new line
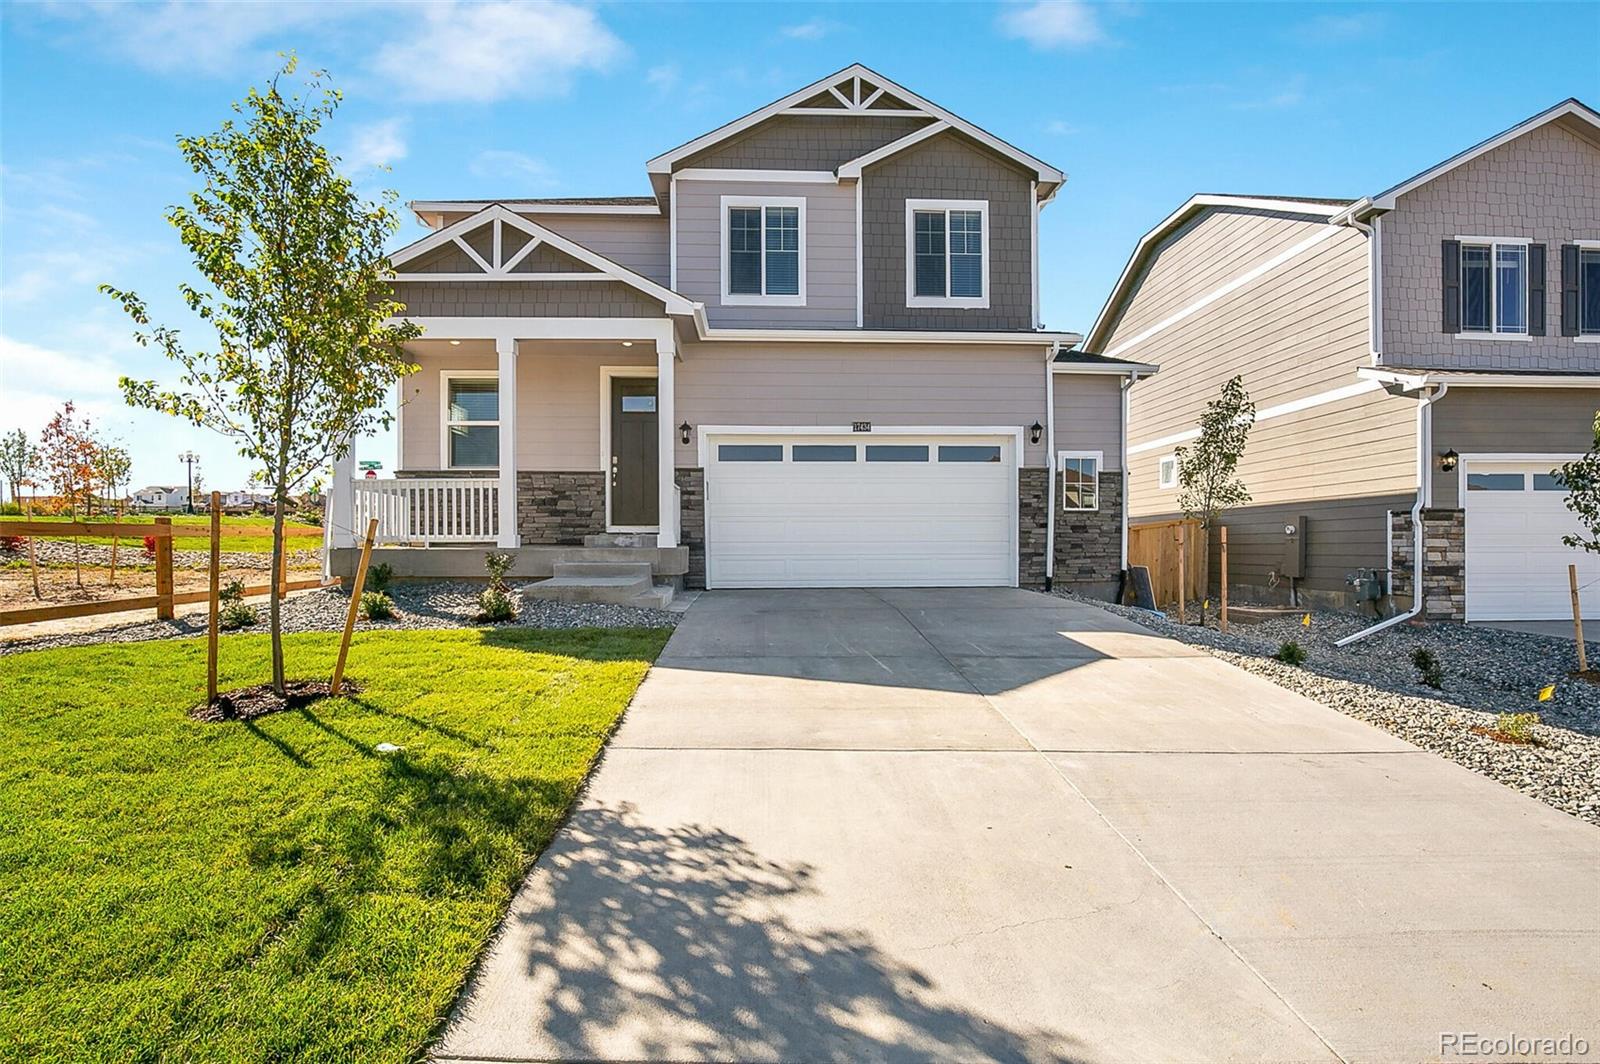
top-left (584, 532), bottom-right (658, 548)
top-left (629, 584), bottom-right (675, 610)
top-left (551, 560), bottom-right (653, 580)
top-left (524, 572), bottom-right (653, 604)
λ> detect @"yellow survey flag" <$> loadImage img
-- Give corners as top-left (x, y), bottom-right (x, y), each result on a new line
top-left (1203, 599), bottom-right (1210, 611)
top-left (1539, 684), bottom-right (1556, 702)
top-left (1301, 613), bottom-right (1311, 627)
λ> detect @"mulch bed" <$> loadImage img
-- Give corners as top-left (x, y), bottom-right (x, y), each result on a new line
top-left (190, 679), bottom-right (361, 722)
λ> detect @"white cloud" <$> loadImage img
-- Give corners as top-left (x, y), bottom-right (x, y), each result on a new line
top-left (374, 2), bottom-right (625, 103)
top-left (997, 1), bottom-right (1106, 49)
top-left (780, 18), bottom-right (838, 41)
top-left (60, 0), bottom-right (344, 77)
top-left (344, 118), bottom-right (408, 172)
top-left (646, 64), bottom-right (681, 93)
top-left (468, 151), bottom-right (553, 184)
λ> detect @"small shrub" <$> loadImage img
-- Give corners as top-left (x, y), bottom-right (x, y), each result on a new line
top-left (1493, 711), bottom-right (1540, 744)
top-left (367, 562), bottom-right (394, 593)
top-left (477, 585), bottom-right (517, 623)
top-left (483, 550), bottom-right (514, 589)
top-left (0, 535), bottom-right (24, 552)
top-left (1411, 647), bottom-right (1444, 689)
top-left (0, 501), bottom-right (21, 516)
top-left (142, 535), bottom-right (157, 558)
top-left (1275, 640), bottom-right (1307, 666)
top-left (219, 599), bottom-right (258, 630)
top-left (297, 509), bottom-right (323, 526)
top-left (358, 591), bottom-right (396, 621)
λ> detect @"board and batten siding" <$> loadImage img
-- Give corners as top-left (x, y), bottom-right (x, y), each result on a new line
top-left (674, 341), bottom-right (1054, 467)
top-left (1430, 387), bottom-right (1600, 507)
top-left (1381, 119), bottom-right (1600, 372)
top-left (1053, 374), bottom-right (1123, 470)
top-left (674, 178), bottom-right (858, 328)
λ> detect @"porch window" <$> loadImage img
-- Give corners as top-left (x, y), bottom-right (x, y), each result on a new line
top-left (444, 374), bottom-right (498, 468)
top-left (906, 199), bottom-right (988, 309)
top-left (723, 196), bottom-right (805, 304)
top-left (1059, 451), bottom-right (1101, 511)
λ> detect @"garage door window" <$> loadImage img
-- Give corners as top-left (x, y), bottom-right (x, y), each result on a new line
top-left (793, 444), bottom-right (856, 462)
top-left (1467, 472), bottom-right (1524, 491)
top-left (1533, 473), bottom-right (1565, 491)
top-left (938, 445), bottom-right (1002, 463)
top-left (866, 445), bottom-right (929, 462)
top-left (719, 444), bottom-right (783, 462)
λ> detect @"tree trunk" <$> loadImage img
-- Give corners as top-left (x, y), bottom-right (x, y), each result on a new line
top-left (269, 489), bottom-right (287, 697)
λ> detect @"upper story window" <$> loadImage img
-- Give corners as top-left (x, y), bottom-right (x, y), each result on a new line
top-left (443, 373), bottom-right (499, 469)
top-left (1446, 237), bottom-right (1546, 339)
top-left (906, 199), bottom-right (989, 309)
top-left (722, 196), bottom-right (805, 306)
top-left (1575, 243), bottom-right (1600, 337)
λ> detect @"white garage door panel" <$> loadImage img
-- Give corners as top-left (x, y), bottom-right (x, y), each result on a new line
top-left (705, 433), bottom-right (1017, 589)
top-left (1465, 459), bottom-right (1600, 621)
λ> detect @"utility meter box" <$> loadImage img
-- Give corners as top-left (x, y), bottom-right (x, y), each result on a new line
top-left (1281, 516), bottom-right (1308, 579)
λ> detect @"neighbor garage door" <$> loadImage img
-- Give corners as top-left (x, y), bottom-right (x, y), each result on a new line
top-left (1464, 458), bottom-right (1600, 620)
top-left (703, 432), bottom-right (1018, 589)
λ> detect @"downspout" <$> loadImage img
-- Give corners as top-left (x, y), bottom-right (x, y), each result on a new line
top-left (1044, 341), bottom-right (1061, 590)
top-left (1335, 381), bottom-right (1447, 646)
top-left (1120, 370), bottom-right (1140, 574)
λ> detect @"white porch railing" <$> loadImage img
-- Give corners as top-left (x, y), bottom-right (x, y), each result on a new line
top-left (351, 477), bottom-right (499, 545)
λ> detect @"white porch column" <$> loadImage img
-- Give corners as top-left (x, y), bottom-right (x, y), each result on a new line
top-left (327, 441), bottom-right (357, 550)
top-left (496, 337), bottom-right (521, 548)
top-left (656, 333), bottom-right (679, 548)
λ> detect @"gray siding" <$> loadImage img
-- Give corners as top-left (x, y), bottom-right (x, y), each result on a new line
top-left (674, 178), bottom-right (857, 328)
top-left (1053, 374), bottom-right (1123, 470)
top-left (1430, 386), bottom-right (1600, 505)
top-left (391, 280), bottom-right (664, 318)
top-left (429, 212), bottom-right (670, 287)
top-left (1380, 118), bottom-right (1600, 371)
top-left (680, 115), bottom-right (932, 171)
top-left (861, 131), bottom-right (1033, 331)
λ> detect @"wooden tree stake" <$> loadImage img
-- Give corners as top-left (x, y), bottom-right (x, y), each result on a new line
top-left (330, 518), bottom-right (379, 696)
top-left (207, 492), bottom-right (221, 703)
top-left (109, 513), bottom-right (120, 585)
top-left (278, 533), bottom-right (289, 599)
top-left (1176, 523), bottom-right (1187, 624)
top-left (1220, 525), bottom-right (1229, 634)
top-left (154, 516), bottom-right (174, 620)
top-left (1571, 563), bottom-right (1587, 674)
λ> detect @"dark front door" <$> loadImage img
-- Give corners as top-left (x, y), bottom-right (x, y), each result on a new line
top-left (610, 377), bottom-right (658, 527)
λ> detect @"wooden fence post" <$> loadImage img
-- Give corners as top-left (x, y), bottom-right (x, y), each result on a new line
top-left (108, 513), bottom-right (120, 585)
top-left (207, 493), bottom-right (221, 704)
top-left (1219, 526), bottom-right (1229, 634)
top-left (1176, 523), bottom-right (1187, 624)
top-left (1571, 563), bottom-right (1588, 674)
top-left (330, 518), bottom-right (379, 696)
top-left (154, 517), bottom-right (174, 620)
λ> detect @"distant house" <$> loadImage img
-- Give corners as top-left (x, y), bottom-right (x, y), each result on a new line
top-left (130, 485), bottom-right (188, 512)
top-left (209, 490), bottom-right (273, 512)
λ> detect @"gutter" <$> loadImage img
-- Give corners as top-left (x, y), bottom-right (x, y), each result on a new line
top-left (1120, 370), bottom-right (1141, 574)
top-left (1044, 340), bottom-right (1061, 588)
top-left (1335, 382), bottom-right (1448, 646)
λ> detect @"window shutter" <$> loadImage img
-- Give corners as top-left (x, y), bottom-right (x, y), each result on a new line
top-left (1562, 243), bottom-right (1581, 337)
top-left (1441, 240), bottom-right (1461, 333)
top-left (1528, 244), bottom-right (1546, 336)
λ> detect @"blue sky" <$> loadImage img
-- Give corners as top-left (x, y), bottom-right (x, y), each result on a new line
top-left (2, 0), bottom-right (1597, 493)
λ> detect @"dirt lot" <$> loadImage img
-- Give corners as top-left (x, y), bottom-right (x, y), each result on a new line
top-left (1, 559), bottom-right (315, 613)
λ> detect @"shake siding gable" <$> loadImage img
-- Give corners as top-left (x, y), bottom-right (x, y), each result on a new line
top-left (390, 280), bottom-right (664, 319)
top-left (679, 114), bottom-right (934, 170)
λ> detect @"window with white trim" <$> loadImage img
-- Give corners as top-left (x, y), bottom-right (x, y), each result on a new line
top-left (1581, 247), bottom-right (1600, 336)
top-left (722, 196), bottom-right (805, 304)
top-left (1059, 451), bottom-right (1101, 511)
top-left (906, 199), bottom-right (989, 308)
top-left (444, 375), bottom-right (499, 468)
top-left (1460, 239), bottom-right (1528, 335)
top-left (1158, 455), bottom-right (1177, 489)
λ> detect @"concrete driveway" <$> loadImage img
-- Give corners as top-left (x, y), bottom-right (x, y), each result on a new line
top-left (436, 588), bottom-right (1600, 1064)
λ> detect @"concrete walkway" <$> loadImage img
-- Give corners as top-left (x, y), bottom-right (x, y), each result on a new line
top-left (437, 588), bottom-right (1600, 1064)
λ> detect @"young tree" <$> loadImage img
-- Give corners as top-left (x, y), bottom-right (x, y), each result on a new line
top-left (1175, 374), bottom-right (1256, 625)
top-left (1557, 412), bottom-right (1600, 552)
top-left (94, 442), bottom-right (132, 514)
top-left (0, 428), bottom-right (38, 507)
top-left (39, 403), bottom-right (99, 586)
top-left (102, 57), bottom-right (419, 697)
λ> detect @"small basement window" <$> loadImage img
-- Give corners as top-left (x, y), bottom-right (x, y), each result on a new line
top-left (1059, 451), bottom-right (1101, 511)
top-left (444, 375), bottom-right (498, 469)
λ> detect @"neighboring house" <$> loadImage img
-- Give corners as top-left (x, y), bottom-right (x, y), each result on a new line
top-left (210, 490), bottom-right (272, 512)
top-left (130, 485), bottom-right (188, 512)
top-left (328, 64), bottom-right (1152, 599)
top-left (1085, 98), bottom-right (1600, 623)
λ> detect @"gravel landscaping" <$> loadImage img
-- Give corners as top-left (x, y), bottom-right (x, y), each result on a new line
top-left (1058, 592), bottom-right (1600, 827)
top-left (0, 580), bottom-right (679, 656)
top-left (15, 539), bottom-right (319, 572)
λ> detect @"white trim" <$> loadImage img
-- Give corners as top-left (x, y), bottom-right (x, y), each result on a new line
top-left (1455, 332), bottom-right (1532, 342)
top-left (1456, 237), bottom-right (1532, 337)
top-left (1576, 335), bottom-right (1600, 343)
top-left (669, 173), bottom-right (678, 290)
top-left (391, 272), bottom-right (612, 283)
top-left (439, 370), bottom-right (501, 471)
top-left (1575, 239), bottom-right (1600, 249)
top-left (1456, 234), bottom-right (1531, 246)
top-left (410, 201), bottom-right (660, 225)
top-left (835, 121), bottom-right (952, 179)
top-left (854, 180), bottom-right (864, 328)
top-left (1368, 99), bottom-right (1600, 210)
top-left (1128, 377), bottom-right (1386, 456)
top-left (1084, 195), bottom-right (1349, 352)
top-left (495, 341), bottom-right (520, 547)
top-left (696, 424), bottom-right (1024, 590)
top-left (1359, 367), bottom-right (1600, 390)
top-left (720, 195), bottom-right (808, 306)
top-left (1051, 360), bottom-right (1159, 375)
top-left (657, 333), bottom-right (679, 548)
top-left (1102, 224), bottom-right (1343, 360)
top-left (645, 63), bottom-right (1064, 187)
top-left (453, 235), bottom-right (492, 274)
top-left (598, 365), bottom-right (662, 533)
top-left (905, 198), bottom-right (990, 309)
top-left (1157, 454), bottom-right (1178, 490)
top-left (1030, 180), bottom-right (1040, 330)
top-left (1057, 450), bottom-right (1103, 512)
top-left (677, 168), bottom-right (837, 184)
top-left (1044, 345), bottom-right (1057, 582)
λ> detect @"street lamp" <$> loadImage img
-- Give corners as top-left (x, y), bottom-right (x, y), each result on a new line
top-left (178, 450), bottom-right (201, 513)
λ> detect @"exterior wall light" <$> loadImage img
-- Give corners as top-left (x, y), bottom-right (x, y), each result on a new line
top-left (1440, 449), bottom-right (1458, 472)
top-left (1030, 421), bottom-right (1043, 445)
top-left (679, 421), bottom-right (693, 445)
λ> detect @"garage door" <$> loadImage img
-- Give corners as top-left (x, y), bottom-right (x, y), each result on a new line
top-left (1464, 459), bottom-right (1600, 620)
top-left (703, 432), bottom-right (1017, 589)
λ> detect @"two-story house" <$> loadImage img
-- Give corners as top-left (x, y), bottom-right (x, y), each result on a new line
top-left (1084, 98), bottom-right (1600, 624)
top-left (130, 485), bottom-right (188, 512)
top-left (326, 65), bottom-right (1153, 603)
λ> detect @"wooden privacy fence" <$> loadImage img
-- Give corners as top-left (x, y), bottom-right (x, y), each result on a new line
top-left (1127, 518), bottom-right (1204, 608)
top-left (1, 517), bottom-right (331, 626)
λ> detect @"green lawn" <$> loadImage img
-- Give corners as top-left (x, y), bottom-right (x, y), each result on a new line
top-left (0, 627), bottom-right (670, 1062)
top-left (11, 513), bottom-right (321, 554)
